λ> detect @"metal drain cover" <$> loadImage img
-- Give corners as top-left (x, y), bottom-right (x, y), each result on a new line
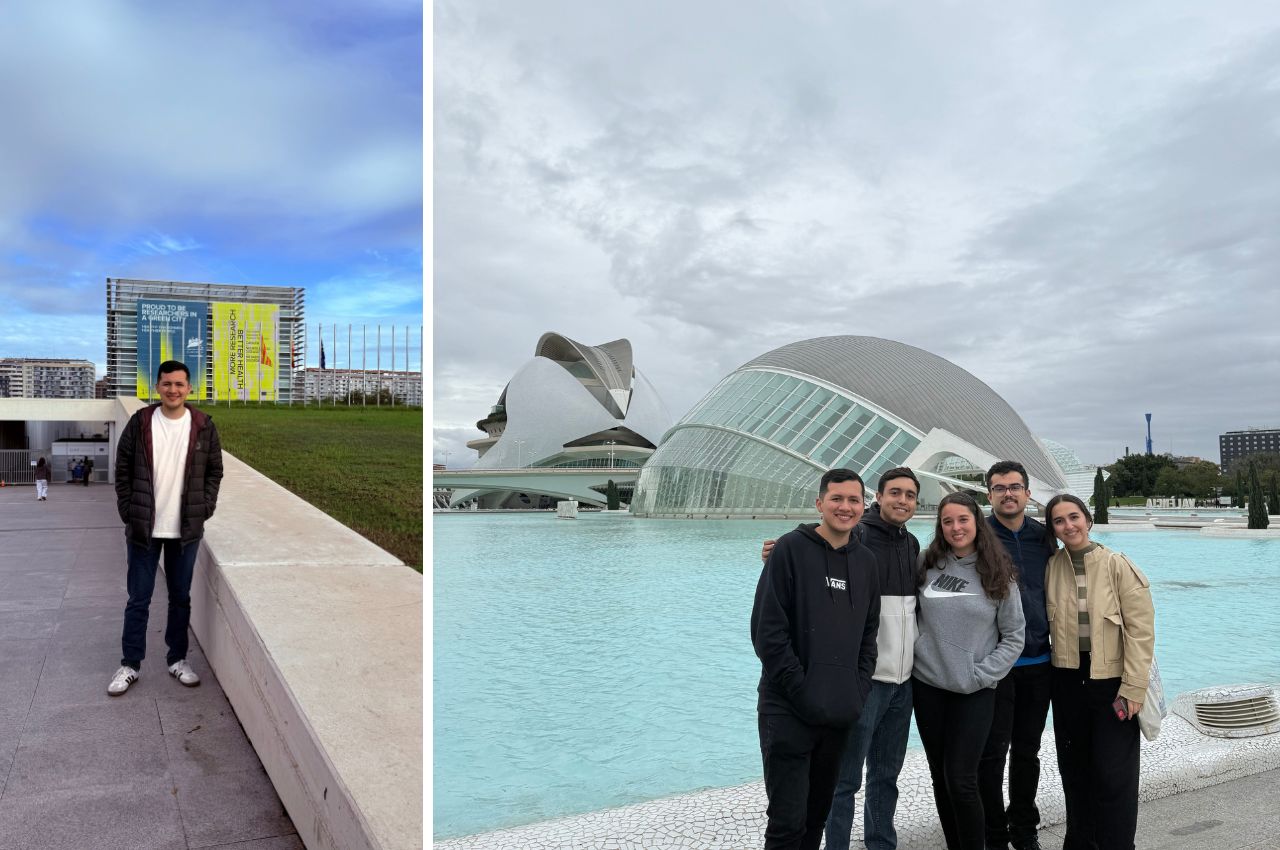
top-left (1172, 684), bottom-right (1280, 738)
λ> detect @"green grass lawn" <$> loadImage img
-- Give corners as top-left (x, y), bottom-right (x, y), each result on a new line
top-left (192, 403), bottom-right (423, 571)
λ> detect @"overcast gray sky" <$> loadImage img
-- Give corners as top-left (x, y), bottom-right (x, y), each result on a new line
top-left (433, 1), bottom-right (1280, 469)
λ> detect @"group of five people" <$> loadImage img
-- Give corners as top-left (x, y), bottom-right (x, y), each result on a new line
top-left (752, 461), bottom-right (1155, 850)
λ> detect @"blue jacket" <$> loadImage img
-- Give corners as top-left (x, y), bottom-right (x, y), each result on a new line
top-left (987, 514), bottom-right (1054, 663)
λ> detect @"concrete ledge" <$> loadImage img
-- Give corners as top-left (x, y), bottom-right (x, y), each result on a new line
top-left (437, 713), bottom-right (1280, 849)
top-left (1200, 526), bottom-right (1280, 538)
top-left (192, 454), bottom-right (422, 850)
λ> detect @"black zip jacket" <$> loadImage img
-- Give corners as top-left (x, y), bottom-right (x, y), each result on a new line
top-left (751, 523), bottom-right (880, 727)
top-left (115, 404), bottom-right (224, 546)
top-left (988, 514), bottom-right (1053, 661)
top-left (858, 504), bottom-right (920, 596)
top-left (857, 504), bottom-right (921, 683)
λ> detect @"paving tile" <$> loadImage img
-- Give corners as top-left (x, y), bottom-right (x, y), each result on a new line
top-left (157, 689), bottom-right (240, 737)
top-left (5, 729), bottom-right (169, 796)
top-left (177, 767), bottom-right (296, 848)
top-left (38, 640), bottom-right (122, 678)
top-left (211, 837), bottom-right (305, 850)
top-left (0, 676), bottom-right (38, 728)
top-left (0, 778), bottom-right (187, 850)
top-left (0, 610), bottom-right (57, 641)
top-left (0, 597), bottom-right (66, 614)
top-left (0, 726), bottom-right (20, 798)
top-left (29, 670), bottom-right (127, 712)
top-left (22, 696), bottom-right (162, 744)
top-left (165, 720), bottom-right (265, 778)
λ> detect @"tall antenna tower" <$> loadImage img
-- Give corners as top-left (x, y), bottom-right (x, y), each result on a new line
top-left (1145, 413), bottom-right (1153, 456)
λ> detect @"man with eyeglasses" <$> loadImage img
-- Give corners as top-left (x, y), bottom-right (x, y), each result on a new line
top-left (980, 461), bottom-right (1055, 850)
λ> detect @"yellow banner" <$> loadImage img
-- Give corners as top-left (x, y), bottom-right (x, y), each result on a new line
top-left (212, 303), bottom-right (279, 401)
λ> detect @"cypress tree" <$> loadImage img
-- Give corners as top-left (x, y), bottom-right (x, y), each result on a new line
top-left (1270, 474), bottom-right (1279, 516)
top-left (606, 479), bottom-right (620, 511)
top-left (1093, 467), bottom-right (1109, 525)
top-left (1247, 463), bottom-right (1269, 530)
top-left (1236, 468), bottom-right (1246, 508)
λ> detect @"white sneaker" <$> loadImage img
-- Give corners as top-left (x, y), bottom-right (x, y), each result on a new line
top-left (108, 666), bottom-right (138, 696)
top-left (168, 659), bottom-right (200, 687)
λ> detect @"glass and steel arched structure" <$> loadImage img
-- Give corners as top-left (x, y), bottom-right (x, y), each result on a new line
top-left (630, 336), bottom-right (1070, 517)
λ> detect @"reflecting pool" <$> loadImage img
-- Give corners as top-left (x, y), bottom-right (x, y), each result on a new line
top-left (433, 512), bottom-right (1280, 839)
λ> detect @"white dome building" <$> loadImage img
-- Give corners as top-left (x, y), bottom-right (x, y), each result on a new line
top-left (451, 333), bottom-right (671, 508)
top-left (631, 336), bottom-right (1076, 517)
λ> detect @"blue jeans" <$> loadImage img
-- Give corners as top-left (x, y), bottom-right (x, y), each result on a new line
top-left (824, 679), bottom-right (913, 850)
top-left (121, 538), bottom-right (199, 669)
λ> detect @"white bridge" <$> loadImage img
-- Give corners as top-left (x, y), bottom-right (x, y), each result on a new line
top-left (433, 467), bottom-right (640, 508)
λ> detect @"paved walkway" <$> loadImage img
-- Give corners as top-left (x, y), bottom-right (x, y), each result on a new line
top-left (0, 485), bottom-right (302, 850)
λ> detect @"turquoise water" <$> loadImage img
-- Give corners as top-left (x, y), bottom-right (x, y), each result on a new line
top-left (433, 513), bottom-right (1280, 839)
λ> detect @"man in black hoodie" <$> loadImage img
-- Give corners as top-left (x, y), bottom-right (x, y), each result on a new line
top-left (763, 467), bottom-right (922, 850)
top-left (751, 468), bottom-right (880, 850)
top-left (980, 460), bottom-right (1056, 850)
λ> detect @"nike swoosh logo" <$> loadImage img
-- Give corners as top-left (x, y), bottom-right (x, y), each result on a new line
top-left (922, 585), bottom-right (973, 599)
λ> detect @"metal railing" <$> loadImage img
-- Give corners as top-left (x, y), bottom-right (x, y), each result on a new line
top-left (0, 449), bottom-right (42, 485)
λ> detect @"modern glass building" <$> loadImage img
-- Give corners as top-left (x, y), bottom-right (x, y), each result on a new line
top-left (631, 335), bottom-right (1072, 517)
top-left (105, 278), bottom-right (306, 403)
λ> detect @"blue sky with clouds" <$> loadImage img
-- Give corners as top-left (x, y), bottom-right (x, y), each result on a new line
top-left (1, 1), bottom-right (423, 375)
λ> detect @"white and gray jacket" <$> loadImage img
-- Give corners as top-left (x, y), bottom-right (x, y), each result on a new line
top-left (913, 551), bottom-right (1025, 694)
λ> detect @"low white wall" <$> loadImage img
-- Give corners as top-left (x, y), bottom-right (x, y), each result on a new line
top-left (191, 454), bottom-right (422, 850)
top-left (437, 712), bottom-right (1280, 849)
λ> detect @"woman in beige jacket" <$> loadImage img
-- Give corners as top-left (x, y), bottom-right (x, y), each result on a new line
top-left (1044, 494), bottom-right (1154, 850)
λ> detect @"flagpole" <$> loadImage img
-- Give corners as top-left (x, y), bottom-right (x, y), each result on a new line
top-left (362, 324), bottom-right (367, 407)
top-left (376, 325), bottom-right (381, 407)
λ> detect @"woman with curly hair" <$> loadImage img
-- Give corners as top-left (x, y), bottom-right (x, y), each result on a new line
top-left (913, 492), bottom-right (1025, 850)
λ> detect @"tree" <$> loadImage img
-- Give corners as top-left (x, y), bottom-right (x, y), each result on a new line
top-left (1092, 468), bottom-right (1109, 524)
top-left (1235, 469), bottom-right (1246, 508)
top-left (606, 479), bottom-right (620, 511)
top-left (1248, 462), bottom-right (1269, 530)
top-left (1105, 453), bottom-right (1175, 498)
top-left (1271, 474), bottom-right (1279, 516)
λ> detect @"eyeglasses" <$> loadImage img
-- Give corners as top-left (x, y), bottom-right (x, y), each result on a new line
top-left (990, 484), bottom-right (1026, 495)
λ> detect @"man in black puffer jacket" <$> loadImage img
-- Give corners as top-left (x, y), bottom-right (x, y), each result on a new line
top-left (108, 360), bottom-right (223, 697)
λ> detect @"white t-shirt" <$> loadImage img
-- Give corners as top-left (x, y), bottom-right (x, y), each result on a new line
top-left (151, 409), bottom-right (191, 538)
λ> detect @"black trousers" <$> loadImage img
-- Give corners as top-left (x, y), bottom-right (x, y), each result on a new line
top-left (913, 678), bottom-right (996, 850)
top-left (1051, 656), bottom-right (1141, 850)
top-left (758, 712), bottom-right (848, 850)
top-left (979, 662), bottom-right (1053, 847)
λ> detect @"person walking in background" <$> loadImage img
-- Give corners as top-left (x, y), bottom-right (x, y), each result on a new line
top-left (108, 360), bottom-right (223, 697)
top-left (34, 457), bottom-right (50, 501)
top-left (751, 468), bottom-right (881, 850)
top-left (1044, 495), bottom-right (1154, 850)
top-left (980, 462), bottom-right (1057, 850)
top-left (913, 492), bottom-right (1025, 850)
top-left (83, 454), bottom-right (94, 485)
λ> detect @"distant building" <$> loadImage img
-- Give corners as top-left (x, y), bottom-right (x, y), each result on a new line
top-left (0, 358), bottom-right (96, 399)
top-left (303, 368), bottom-right (422, 406)
top-left (105, 277), bottom-right (306, 403)
top-left (453, 332), bottom-right (671, 509)
top-left (1169, 454), bottom-right (1211, 470)
top-left (95, 377), bottom-right (111, 399)
top-left (1220, 428), bottom-right (1280, 473)
top-left (632, 335), bottom-right (1083, 517)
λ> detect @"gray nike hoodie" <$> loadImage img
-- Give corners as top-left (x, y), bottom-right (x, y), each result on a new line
top-left (913, 551), bottom-right (1025, 694)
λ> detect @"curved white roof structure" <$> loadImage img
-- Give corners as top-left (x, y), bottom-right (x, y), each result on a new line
top-left (452, 333), bottom-right (671, 508)
top-left (631, 335), bottom-right (1071, 517)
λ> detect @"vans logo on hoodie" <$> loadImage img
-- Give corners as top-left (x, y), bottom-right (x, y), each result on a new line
top-left (826, 577), bottom-right (847, 591)
top-left (923, 574), bottom-right (972, 598)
